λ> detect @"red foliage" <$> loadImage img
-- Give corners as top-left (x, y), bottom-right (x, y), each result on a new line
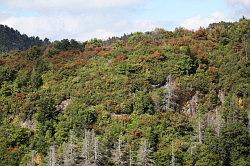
top-left (131, 129), bottom-right (142, 139)
top-left (166, 36), bottom-right (192, 46)
top-left (194, 27), bottom-right (207, 40)
top-left (143, 51), bottom-right (165, 62)
top-left (74, 59), bottom-right (87, 66)
top-left (208, 66), bottom-right (218, 82)
top-left (94, 47), bottom-right (102, 52)
top-left (119, 115), bottom-right (130, 123)
top-left (191, 43), bottom-right (208, 60)
top-left (15, 92), bottom-right (27, 100)
top-left (0, 59), bottom-right (5, 65)
top-left (113, 54), bottom-right (127, 63)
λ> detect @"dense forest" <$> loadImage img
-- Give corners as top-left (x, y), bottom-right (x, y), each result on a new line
top-left (0, 25), bottom-right (49, 53)
top-left (0, 18), bottom-right (249, 166)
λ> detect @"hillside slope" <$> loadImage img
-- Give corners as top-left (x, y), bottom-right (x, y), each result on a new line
top-left (0, 18), bottom-right (249, 166)
top-left (0, 24), bottom-right (48, 52)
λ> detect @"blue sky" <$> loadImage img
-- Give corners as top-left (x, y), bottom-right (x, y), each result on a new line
top-left (0, 0), bottom-right (249, 41)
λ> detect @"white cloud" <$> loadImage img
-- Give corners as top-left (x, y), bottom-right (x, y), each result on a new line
top-left (227, 0), bottom-right (250, 8)
top-left (1, 1), bottom-right (245, 41)
top-left (1, 0), bottom-right (146, 13)
top-left (225, 0), bottom-right (250, 17)
top-left (0, 0), bottom-right (162, 40)
top-left (179, 11), bottom-right (231, 30)
top-left (0, 13), bottom-right (161, 40)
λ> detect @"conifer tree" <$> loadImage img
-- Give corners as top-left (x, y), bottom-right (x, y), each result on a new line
top-left (48, 144), bottom-right (57, 166)
top-left (136, 139), bottom-right (154, 166)
top-left (63, 131), bottom-right (76, 166)
top-left (28, 150), bottom-right (36, 166)
top-left (112, 137), bottom-right (126, 165)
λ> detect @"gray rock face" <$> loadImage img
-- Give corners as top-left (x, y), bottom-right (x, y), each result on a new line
top-left (56, 98), bottom-right (71, 112)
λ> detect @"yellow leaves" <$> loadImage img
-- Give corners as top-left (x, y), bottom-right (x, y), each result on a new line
top-left (238, 98), bottom-right (245, 109)
top-left (42, 80), bottom-right (57, 90)
top-left (34, 153), bottom-right (43, 165)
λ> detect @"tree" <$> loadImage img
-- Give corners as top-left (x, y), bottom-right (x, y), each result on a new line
top-left (134, 91), bottom-right (154, 115)
top-left (28, 150), bottom-right (36, 166)
top-left (30, 68), bottom-right (43, 89)
top-left (27, 46), bottom-right (42, 61)
top-left (80, 130), bottom-right (103, 166)
top-left (54, 39), bottom-right (71, 51)
top-left (63, 131), bottom-right (76, 166)
top-left (176, 55), bottom-right (196, 75)
top-left (163, 75), bottom-right (176, 111)
top-left (0, 66), bottom-right (16, 85)
top-left (136, 139), bottom-right (154, 166)
top-left (48, 144), bottom-right (57, 166)
top-left (112, 137), bottom-right (126, 166)
top-left (65, 102), bottom-right (97, 131)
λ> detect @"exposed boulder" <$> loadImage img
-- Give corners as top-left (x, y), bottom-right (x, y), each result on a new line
top-left (56, 98), bottom-right (71, 112)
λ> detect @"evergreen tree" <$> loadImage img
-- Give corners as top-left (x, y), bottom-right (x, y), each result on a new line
top-left (136, 139), bottom-right (154, 166)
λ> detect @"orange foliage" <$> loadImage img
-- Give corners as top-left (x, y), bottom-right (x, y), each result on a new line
top-left (74, 59), bottom-right (87, 66)
top-left (131, 129), bottom-right (142, 139)
top-left (143, 51), bottom-right (165, 62)
top-left (208, 66), bottom-right (218, 82)
top-left (35, 154), bottom-right (43, 165)
top-left (15, 92), bottom-right (27, 100)
top-left (191, 43), bottom-right (208, 60)
top-left (8, 146), bottom-right (19, 152)
top-left (97, 50), bottom-right (110, 57)
top-left (119, 114), bottom-right (130, 123)
top-left (113, 54), bottom-right (127, 63)
top-left (0, 59), bottom-right (5, 65)
top-left (139, 116), bottom-right (158, 126)
top-left (194, 27), bottom-right (207, 40)
top-left (166, 36), bottom-right (192, 46)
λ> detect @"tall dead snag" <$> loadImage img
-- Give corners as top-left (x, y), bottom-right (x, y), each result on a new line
top-left (136, 139), bottom-right (154, 166)
top-left (48, 144), bottom-right (57, 166)
top-left (63, 131), bottom-right (76, 166)
top-left (112, 137), bottom-right (126, 165)
top-left (171, 142), bottom-right (175, 166)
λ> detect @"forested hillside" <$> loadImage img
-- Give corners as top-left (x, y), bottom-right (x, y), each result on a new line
top-left (0, 25), bottom-right (48, 52)
top-left (0, 18), bottom-right (249, 166)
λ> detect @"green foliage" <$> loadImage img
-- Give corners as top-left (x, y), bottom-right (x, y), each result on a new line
top-left (128, 32), bottom-right (150, 44)
top-left (53, 39), bottom-right (84, 52)
top-left (116, 63), bottom-right (141, 75)
top-left (0, 19), bottom-right (249, 165)
top-left (30, 69), bottom-right (43, 89)
top-left (27, 46), bottom-right (42, 61)
top-left (0, 24), bottom-right (44, 52)
top-left (0, 66), bottom-right (16, 85)
top-left (66, 101), bottom-right (97, 129)
top-left (176, 55), bottom-right (196, 75)
top-left (134, 91), bottom-right (155, 115)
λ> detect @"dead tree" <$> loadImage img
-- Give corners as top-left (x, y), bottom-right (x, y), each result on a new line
top-left (171, 142), bottom-right (175, 166)
top-left (63, 131), bottom-right (76, 166)
top-left (136, 139), bottom-right (154, 166)
top-left (48, 144), bottom-right (57, 166)
top-left (28, 150), bottom-right (36, 166)
top-left (112, 137), bottom-right (126, 165)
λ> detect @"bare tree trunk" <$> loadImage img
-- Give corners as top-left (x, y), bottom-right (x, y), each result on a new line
top-left (29, 150), bottom-right (36, 166)
top-left (48, 144), bottom-right (57, 166)
top-left (137, 139), bottom-right (154, 166)
top-left (164, 75), bottom-right (173, 111)
top-left (129, 148), bottom-right (133, 166)
top-left (198, 119), bottom-right (202, 143)
top-left (64, 131), bottom-right (76, 166)
top-left (171, 142), bottom-right (175, 166)
top-left (81, 129), bottom-right (90, 165)
top-left (94, 137), bottom-right (98, 164)
top-left (112, 137), bottom-right (124, 165)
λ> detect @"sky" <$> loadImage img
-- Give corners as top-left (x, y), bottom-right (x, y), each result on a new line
top-left (0, 0), bottom-right (249, 41)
